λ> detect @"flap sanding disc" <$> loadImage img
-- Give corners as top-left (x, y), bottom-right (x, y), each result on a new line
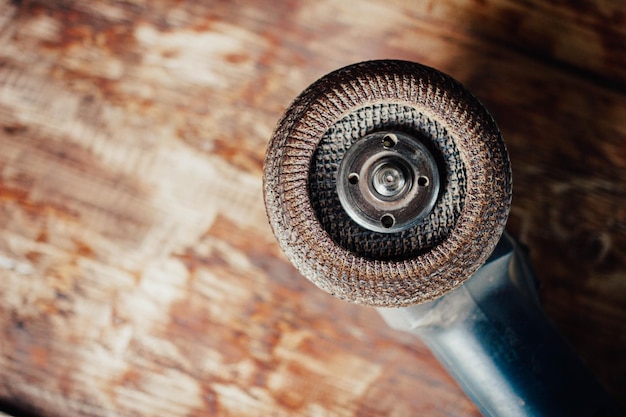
top-left (263, 60), bottom-right (511, 307)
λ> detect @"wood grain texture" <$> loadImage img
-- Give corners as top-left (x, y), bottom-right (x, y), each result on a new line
top-left (0, 0), bottom-right (625, 416)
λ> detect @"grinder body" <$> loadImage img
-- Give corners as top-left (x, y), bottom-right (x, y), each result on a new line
top-left (379, 233), bottom-right (621, 417)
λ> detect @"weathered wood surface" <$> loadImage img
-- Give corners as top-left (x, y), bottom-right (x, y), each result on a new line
top-left (0, 0), bottom-right (625, 416)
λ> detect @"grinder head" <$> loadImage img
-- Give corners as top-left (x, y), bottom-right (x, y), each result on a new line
top-left (263, 60), bottom-right (511, 307)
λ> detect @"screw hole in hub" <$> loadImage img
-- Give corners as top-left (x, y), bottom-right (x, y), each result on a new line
top-left (382, 134), bottom-right (397, 149)
top-left (380, 214), bottom-right (395, 228)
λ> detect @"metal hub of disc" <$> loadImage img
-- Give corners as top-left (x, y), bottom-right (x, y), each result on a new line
top-left (337, 131), bottom-right (440, 233)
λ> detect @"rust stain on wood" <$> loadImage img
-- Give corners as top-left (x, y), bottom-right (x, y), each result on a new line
top-left (0, 184), bottom-right (80, 221)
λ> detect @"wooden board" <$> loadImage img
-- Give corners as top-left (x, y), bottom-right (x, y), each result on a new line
top-left (0, 0), bottom-right (625, 416)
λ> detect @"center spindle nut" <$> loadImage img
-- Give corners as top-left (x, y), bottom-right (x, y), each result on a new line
top-left (372, 162), bottom-right (407, 197)
top-left (336, 131), bottom-right (440, 233)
